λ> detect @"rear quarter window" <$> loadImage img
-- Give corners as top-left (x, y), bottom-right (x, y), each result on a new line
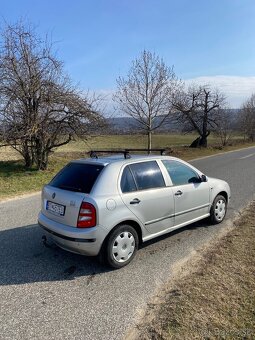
top-left (121, 166), bottom-right (137, 193)
top-left (49, 163), bottom-right (104, 193)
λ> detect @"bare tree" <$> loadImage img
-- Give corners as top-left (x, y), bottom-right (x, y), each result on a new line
top-left (0, 21), bottom-right (104, 169)
top-left (173, 84), bottom-right (226, 147)
top-left (239, 94), bottom-right (255, 141)
top-left (215, 109), bottom-right (235, 147)
top-left (113, 50), bottom-right (181, 150)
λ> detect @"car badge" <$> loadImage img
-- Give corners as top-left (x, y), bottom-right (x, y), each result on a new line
top-left (70, 200), bottom-right (76, 207)
top-left (52, 192), bottom-right (56, 199)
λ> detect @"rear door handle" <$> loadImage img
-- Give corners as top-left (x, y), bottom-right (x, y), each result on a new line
top-left (130, 198), bottom-right (141, 205)
top-left (174, 190), bottom-right (183, 196)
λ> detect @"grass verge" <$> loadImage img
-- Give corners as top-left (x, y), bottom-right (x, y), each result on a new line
top-left (0, 134), bottom-right (254, 200)
top-left (130, 201), bottom-right (255, 339)
top-left (0, 155), bottom-right (69, 199)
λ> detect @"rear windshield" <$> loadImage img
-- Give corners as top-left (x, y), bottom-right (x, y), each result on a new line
top-left (49, 162), bottom-right (104, 193)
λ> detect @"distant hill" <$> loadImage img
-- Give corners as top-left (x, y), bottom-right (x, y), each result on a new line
top-left (107, 109), bottom-right (240, 133)
top-left (107, 116), bottom-right (180, 133)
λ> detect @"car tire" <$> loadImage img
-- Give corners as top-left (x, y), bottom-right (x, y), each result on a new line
top-left (104, 224), bottom-right (139, 269)
top-left (210, 195), bottom-right (227, 224)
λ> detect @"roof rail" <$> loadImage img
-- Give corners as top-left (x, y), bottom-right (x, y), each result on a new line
top-left (89, 148), bottom-right (166, 159)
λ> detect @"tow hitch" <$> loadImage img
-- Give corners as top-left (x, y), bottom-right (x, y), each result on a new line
top-left (42, 235), bottom-right (54, 248)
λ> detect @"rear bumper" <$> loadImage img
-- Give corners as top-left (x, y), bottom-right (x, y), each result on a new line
top-left (38, 212), bottom-right (108, 256)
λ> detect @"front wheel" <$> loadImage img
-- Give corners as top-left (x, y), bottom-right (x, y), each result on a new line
top-left (210, 195), bottom-right (227, 224)
top-left (105, 225), bottom-right (139, 269)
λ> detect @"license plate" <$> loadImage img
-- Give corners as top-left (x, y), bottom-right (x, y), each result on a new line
top-left (46, 201), bottom-right (65, 216)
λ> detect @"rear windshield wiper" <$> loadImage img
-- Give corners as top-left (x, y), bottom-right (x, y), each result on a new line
top-left (57, 185), bottom-right (83, 192)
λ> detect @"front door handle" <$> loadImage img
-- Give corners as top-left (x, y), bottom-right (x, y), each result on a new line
top-left (130, 198), bottom-right (141, 205)
top-left (175, 190), bottom-right (183, 196)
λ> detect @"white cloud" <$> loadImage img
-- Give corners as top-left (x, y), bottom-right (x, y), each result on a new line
top-left (93, 76), bottom-right (255, 113)
top-left (185, 76), bottom-right (255, 108)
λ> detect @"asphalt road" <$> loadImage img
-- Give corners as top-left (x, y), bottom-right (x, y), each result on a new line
top-left (0, 146), bottom-right (255, 340)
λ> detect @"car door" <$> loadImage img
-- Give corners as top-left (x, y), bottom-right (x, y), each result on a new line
top-left (162, 160), bottom-right (210, 226)
top-left (120, 161), bottom-right (175, 234)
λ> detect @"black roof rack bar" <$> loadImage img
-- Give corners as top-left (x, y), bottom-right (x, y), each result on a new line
top-left (123, 148), bottom-right (166, 155)
top-left (89, 150), bottom-right (131, 159)
top-left (89, 148), bottom-right (166, 159)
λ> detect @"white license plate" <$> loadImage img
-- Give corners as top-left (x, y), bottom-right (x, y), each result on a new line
top-left (46, 201), bottom-right (65, 216)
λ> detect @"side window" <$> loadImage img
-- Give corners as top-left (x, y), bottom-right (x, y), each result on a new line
top-left (121, 166), bottom-right (137, 193)
top-left (129, 161), bottom-right (165, 191)
top-left (162, 160), bottom-right (200, 186)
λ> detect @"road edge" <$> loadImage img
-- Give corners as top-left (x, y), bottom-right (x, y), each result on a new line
top-left (0, 191), bottom-right (41, 203)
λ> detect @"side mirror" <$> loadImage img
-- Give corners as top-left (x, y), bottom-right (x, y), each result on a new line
top-left (201, 174), bottom-right (207, 182)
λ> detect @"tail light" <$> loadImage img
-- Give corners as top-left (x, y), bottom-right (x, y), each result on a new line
top-left (77, 202), bottom-right (96, 228)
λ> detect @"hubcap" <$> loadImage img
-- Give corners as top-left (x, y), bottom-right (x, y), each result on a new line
top-left (112, 231), bottom-right (135, 263)
top-left (214, 199), bottom-right (226, 221)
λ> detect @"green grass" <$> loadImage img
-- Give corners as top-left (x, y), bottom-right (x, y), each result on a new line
top-left (0, 156), bottom-right (69, 198)
top-left (0, 133), bottom-right (254, 200)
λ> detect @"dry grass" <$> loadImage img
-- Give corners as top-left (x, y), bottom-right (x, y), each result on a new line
top-left (131, 202), bottom-right (255, 340)
top-left (56, 134), bottom-right (200, 152)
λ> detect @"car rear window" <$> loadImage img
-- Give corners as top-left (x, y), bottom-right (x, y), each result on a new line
top-left (49, 163), bottom-right (104, 193)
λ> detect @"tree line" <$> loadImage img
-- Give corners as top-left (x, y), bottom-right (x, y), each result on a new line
top-left (114, 50), bottom-right (255, 149)
top-left (0, 22), bottom-right (254, 170)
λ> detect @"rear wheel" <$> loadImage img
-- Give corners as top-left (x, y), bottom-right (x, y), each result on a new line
top-left (105, 225), bottom-right (139, 269)
top-left (210, 195), bottom-right (227, 224)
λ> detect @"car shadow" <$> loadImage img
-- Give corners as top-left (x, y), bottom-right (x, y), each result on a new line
top-left (0, 215), bottom-right (229, 286)
top-left (0, 224), bottom-right (110, 286)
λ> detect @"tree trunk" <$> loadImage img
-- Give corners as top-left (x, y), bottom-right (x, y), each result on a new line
top-left (24, 153), bottom-right (33, 168)
top-left (23, 144), bottom-right (33, 168)
top-left (199, 135), bottom-right (208, 147)
top-left (189, 137), bottom-right (201, 148)
top-left (36, 149), bottom-right (49, 170)
top-left (189, 134), bottom-right (208, 148)
top-left (147, 130), bottom-right (152, 153)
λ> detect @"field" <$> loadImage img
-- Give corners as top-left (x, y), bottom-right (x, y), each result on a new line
top-left (0, 133), bottom-right (254, 200)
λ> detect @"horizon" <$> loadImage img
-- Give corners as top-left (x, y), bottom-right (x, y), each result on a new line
top-left (1, 0), bottom-right (255, 110)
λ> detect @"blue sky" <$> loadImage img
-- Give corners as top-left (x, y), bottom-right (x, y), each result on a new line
top-left (1, 0), bottom-right (255, 108)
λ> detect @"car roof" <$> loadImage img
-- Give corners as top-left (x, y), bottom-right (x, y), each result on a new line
top-left (71, 154), bottom-right (179, 166)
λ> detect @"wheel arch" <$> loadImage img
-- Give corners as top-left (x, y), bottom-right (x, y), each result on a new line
top-left (115, 220), bottom-right (143, 245)
top-left (102, 219), bottom-right (143, 250)
top-left (98, 220), bottom-right (143, 268)
top-left (216, 191), bottom-right (229, 203)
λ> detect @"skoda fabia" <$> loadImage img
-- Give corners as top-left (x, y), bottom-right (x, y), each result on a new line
top-left (38, 150), bottom-right (230, 268)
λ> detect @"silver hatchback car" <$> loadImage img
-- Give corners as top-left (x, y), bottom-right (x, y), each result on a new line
top-left (38, 150), bottom-right (231, 268)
